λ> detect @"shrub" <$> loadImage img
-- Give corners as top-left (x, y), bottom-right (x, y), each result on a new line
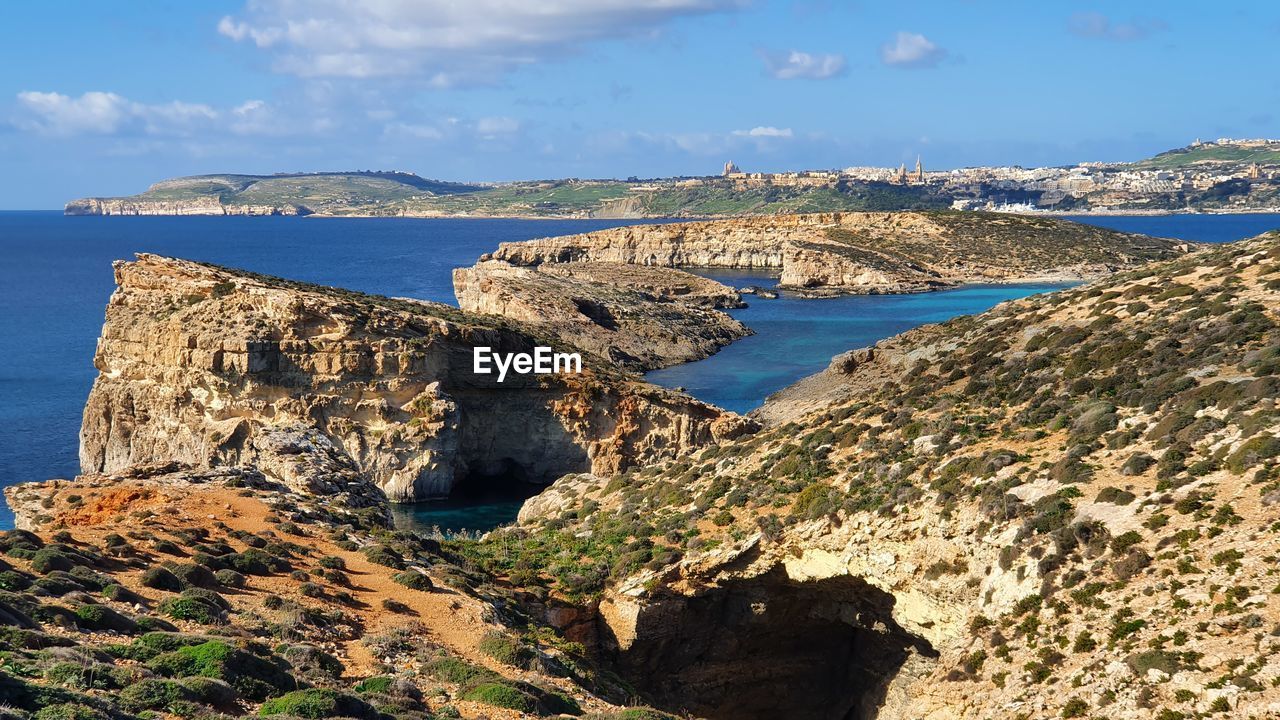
top-left (392, 571), bottom-right (433, 591)
top-left (361, 545), bottom-right (403, 569)
top-left (462, 682), bottom-right (536, 713)
top-left (32, 704), bottom-right (107, 720)
top-left (214, 569), bottom-right (246, 588)
top-left (0, 570), bottom-right (32, 590)
top-left (478, 631), bottom-right (532, 668)
top-left (1061, 697), bottom-right (1088, 718)
top-left (158, 594), bottom-right (223, 624)
top-left (74, 604), bottom-right (136, 633)
top-left (610, 710), bottom-right (680, 720)
top-left (258, 689), bottom-right (376, 719)
top-left (354, 676), bottom-right (393, 694)
top-left (141, 566), bottom-right (183, 592)
top-left (170, 563), bottom-right (218, 589)
top-left (318, 556), bottom-right (345, 570)
top-left (424, 657), bottom-right (496, 686)
top-left (228, 549), bottom-right (280, 575)
top-left (149, 640), bottom-right (295, 701)
top-left (179, 677), bottom-right (237, 708)
top-left (1110, 531), bottom-right (1143, 554)
top-left (119, 678), bottom-right (191, 712)
top-left (31, 547), bottom-right (76, 574)
top-left (1227, 436), bottom-right (1280, 473)
top-left (44, 662), bottom-right (120, 690)
top-left (1095, 487), bottom-right (1136, 505)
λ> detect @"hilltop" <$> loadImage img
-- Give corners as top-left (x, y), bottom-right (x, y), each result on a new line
top-left (1133, 140), bottom-right (1280, 170)
top-left (64, 171), bottom-right (485, 216)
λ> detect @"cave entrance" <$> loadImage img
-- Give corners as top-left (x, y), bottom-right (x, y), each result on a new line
top-left (389, 458), bottom-right (543, 534)
top-left (600, 568), bottom-right (936, 720)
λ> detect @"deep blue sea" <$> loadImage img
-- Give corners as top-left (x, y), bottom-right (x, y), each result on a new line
top-left (1, 211), bottom-right (1277, 532)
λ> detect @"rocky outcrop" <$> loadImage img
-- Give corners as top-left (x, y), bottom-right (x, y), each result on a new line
top-left (488, 211), bottom-right (1191, 295)
top-left (507, 233), bottom-right (1280, 719)
top-left (453, 260), bottom-right (751, 371)
top-left (65, 198), bottom-right (306, 216)
top-left (78, 254), bottom-right (754, 502)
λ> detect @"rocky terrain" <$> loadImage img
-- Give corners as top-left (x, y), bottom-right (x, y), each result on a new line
top-left (78, 254), bottom-right (752, 503)
top-left (472, 231), bottom-right (1280, 719)
top-left (453, 261), bottom-right (750, 371)
top-left (6, 229), bottom-right (1280, 720)
top-left (485, 212), bottom-right (1191, 295)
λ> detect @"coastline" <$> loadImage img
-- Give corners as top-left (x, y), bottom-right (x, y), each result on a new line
top-left (60, 205), bottom-right (1280, 220)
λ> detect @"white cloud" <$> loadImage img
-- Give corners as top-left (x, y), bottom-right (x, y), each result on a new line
top-left (476, 116), bottom-right (520, 137)
top-left (880, 32), bottom-right (947, 69)
top-left (759, 49), bottom-right (846, 80)
top-left (14, 91), bottom-right (220, 137)
top-left (217, 0), bottom-right (743, 84)
top-left (384, 122), bottom-right (445, 141)
top-left (732, 126), bottom-right (793, 138)
top-left (12, 90), bottom-right (264, 136)
top-left (1068, 12), bottom-right (1166, 42)
top-left (14, 91), bottom-right (131, 135)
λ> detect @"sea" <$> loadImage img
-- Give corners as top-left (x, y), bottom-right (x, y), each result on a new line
top-left (2, 211), bottom-right (1277, 532)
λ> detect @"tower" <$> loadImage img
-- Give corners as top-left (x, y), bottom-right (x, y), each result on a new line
top-left (915, 156), bottom-right (924, 183)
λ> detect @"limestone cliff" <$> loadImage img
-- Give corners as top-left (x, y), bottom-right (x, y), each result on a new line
top-left (79, 254), bottom-right (753, 502)
top-left (488, 211), bottom-right (1191, 295)
top-left (64, 198), bottom-right (307, 216)
top-left (453, 260), bottom-right (751, 371)
top-left (496, 232), bottom-right (1280, 719)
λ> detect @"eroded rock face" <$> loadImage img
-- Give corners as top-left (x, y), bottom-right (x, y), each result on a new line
top-left (598, 563), bottom-right (938, 720)
top-left (79, 254), bottom-right (754, 502)
top-left (510, 232), bottom-right (1280, 720)
top-left (64, 198), bottom-right (305, 216)
top-left (487, 211), bottom-right (1189, 295)
top-left (453, 260), bottom-right (751, 371)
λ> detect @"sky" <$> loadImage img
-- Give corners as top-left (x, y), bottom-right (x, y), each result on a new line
top-left (1, 1), bottom-right (1278, 209)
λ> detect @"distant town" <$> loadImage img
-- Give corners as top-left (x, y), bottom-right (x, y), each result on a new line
top-left (711, 138), bottom-right (1280, 213)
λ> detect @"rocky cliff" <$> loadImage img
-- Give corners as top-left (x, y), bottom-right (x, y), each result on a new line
top-left (488, 232), bottom-right (1280, 719)
top-left (65, 198), bottom-right (307, 216)
top-left (79, 254), bottom-right (753, 502)
top-left (453, 260), bottom-right (750, 371)
top-left (488, 211), bottom-right (1191, 295)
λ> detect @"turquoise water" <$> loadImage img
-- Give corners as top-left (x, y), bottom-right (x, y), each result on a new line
top-left (644, 278), bottom-right (1074, 413)
top-left (1, 211), bottom-right (1277, 532)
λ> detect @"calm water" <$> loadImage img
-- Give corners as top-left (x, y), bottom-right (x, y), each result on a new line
top-left (644, 278), bottom-right (1074, 413)
top-left (1, 211), bottom-right (1277, 531)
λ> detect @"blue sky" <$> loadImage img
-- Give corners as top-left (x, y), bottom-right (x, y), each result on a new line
top-left (1, 1), bottom-right (1278, 208)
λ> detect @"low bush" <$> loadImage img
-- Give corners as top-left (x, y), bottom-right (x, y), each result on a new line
top-left (258, 689), bottom-right (377, 719)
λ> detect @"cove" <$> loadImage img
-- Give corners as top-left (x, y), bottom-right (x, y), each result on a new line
top-left (645, 271), bottom-right (1072, 414)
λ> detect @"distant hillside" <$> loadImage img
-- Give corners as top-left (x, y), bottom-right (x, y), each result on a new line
top-left (65, 171), bottom-right (485, 216)
top-left (65, 175), bottom-right (955, 218)
top-left (1134, 142), bottom-right (1280, 169)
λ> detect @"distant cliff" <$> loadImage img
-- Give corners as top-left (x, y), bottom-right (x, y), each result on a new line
top-left (79, 254), bottom-right (753, 502)
top-left (65, 197), bottom-right (308, 216)
top-left (486, 211), bottom-right (1193, 295)
top-left (65, 170), bottom-right (483, 216)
